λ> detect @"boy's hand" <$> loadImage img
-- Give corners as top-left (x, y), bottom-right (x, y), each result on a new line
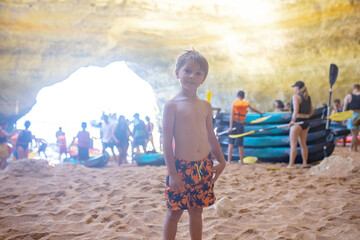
top-left (211, 161), bottom-right (226, 182)
top-left (169, 173), bottom-right (184, 192)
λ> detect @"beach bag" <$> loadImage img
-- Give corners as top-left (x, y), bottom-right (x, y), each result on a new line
top-left (352, 114), bottom-right (360, 127)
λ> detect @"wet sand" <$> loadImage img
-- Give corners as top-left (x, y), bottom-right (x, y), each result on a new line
top-left (0, 147), bottom-right (359, 240)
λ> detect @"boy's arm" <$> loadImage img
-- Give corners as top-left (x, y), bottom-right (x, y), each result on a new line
top-left (248, 105), bottom-right (263, 115)
top-left (163, 101), bottom-right (184, 191)
top-left (343, 94), bottom-right (350, 112)
top-left (206, 102), bottom-right (226, 181)
top-left (228, 104), bottom-right (234, 132)
top-left (291, 95), bottom-right (300, 123)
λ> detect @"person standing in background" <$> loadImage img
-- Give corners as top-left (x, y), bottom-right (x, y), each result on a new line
top-left (288, 81), bottom-right (314, 168)
top-left (16, 120), bottom-right (32, 160)
top-left (56, 127), bottom-right (68, 160)
top-left (145, 116), bottom-right (156, 152)
top-left (71, 122), bottom-right (91, 166)
top-left (343, 84), bottom-right (360, 152)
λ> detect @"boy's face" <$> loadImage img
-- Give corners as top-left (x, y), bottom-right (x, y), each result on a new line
top-left (175, 59), bottom-right (206, 91)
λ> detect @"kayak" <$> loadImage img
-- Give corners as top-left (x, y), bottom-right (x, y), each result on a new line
top-left (215, 106), bottom-right (326, 124)
top-left (336, 134), bottom-right (360, 144)
top-left (134, 152), bottom-right (165, 166)
top-left (221, 142), bottom-right (335, 163)
top-left (64, 152), bottom-right (109, 168)
top-left (218, 130), bottom-right (328, 147)
top-left (215, 106), bottom-right (349, 163)
top-left (216, 120), bottom-right (326, 136)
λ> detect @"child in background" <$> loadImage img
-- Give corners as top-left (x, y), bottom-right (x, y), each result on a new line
top-left (162, 49), bottom-right (226, 240)
top-left (228, 91), bottom-right (263, 164)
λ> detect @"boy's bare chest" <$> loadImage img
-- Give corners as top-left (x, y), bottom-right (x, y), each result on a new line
top-left (176, 102), bottom-right (207, 123)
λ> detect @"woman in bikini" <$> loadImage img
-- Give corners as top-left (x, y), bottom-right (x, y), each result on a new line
top-left (288, 81), bottom-right (314, 168)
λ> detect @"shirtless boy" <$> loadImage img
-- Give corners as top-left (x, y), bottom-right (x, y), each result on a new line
top-left (162, 50), bottom-right (226, 240)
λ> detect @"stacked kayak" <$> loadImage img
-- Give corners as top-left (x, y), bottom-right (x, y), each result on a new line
top-left (134, 152), bottom-right (165, 166)
top-left (215, 106), bottom-right (346, 163)
top-left (64, 152), bottom-right (109, 168)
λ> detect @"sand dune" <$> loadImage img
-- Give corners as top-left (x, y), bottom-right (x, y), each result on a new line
top-left (0, 147), bottom-right (359, 240)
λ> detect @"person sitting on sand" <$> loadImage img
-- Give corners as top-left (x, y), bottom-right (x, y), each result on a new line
top-left (274, 100), bottom-right (285, 112)
top-left (162, 49), bottom-right (226, 240)
top-left (16, 120), bottom-right (33, 160)
top-left (0, 121), bottom-right (17, 170)
top-left (228, 90), bottom-right (263, 164)
top-left (343, 84), bottom-right (360, 152)
top-left (71, 122), bottom-right (90, 166)
top-left (288, 81), bottom-right (314, 168)
top-left (145, 116), bottom-right (156, 152)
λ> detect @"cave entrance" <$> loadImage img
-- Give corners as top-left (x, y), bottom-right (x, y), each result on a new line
top-left (17, 61), bottom-right (160, 161)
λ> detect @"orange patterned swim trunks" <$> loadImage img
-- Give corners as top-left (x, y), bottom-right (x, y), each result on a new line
top-left (165, 157), bottom-right (215, 210)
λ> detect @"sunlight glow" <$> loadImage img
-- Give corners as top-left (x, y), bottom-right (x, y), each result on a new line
top-left (17, 62), bottom-right (159, 144)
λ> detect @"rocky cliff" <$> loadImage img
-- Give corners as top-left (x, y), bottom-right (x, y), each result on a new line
top-left (0, 0), bottom-right (359, 123)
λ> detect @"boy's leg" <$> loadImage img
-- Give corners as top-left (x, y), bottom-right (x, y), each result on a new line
top-left (227, 144), bottom-right (234, 164)
top-left (298, 127), bottom-right (310, 167)
top-left (238, 146), bottom-right (244, 164)
top-left (188, 207), bottom-right (203, 240)
top-left (163, 209), bottom-right (183, 240)
top-left (351, 129), bottom-right (359, 152)
top-left (288, 125), bottom-right (301, 167)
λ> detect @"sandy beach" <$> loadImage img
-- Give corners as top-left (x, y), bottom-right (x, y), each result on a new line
top-left (0, 147), bottom-right (359, 240)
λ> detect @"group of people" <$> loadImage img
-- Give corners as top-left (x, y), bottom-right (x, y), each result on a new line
top-left (99, 113), bottom-right (157, 165)
top-left (0, 120), bottom-right (43, 170)
top-left (226, 80), bottom-right (314, 168)
top-left (54, 113), bottom-right (157, 167)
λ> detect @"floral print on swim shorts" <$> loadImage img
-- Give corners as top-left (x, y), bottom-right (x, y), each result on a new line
top-left (165, 157), bottom-right (215, 210)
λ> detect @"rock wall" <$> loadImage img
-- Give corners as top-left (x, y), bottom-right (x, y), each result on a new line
top-left (0, 0), bottom-right (359, 123)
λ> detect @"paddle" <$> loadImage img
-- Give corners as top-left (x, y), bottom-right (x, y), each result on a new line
top-left (326, 63), bottom-right (339, 129)
top-left (229, 110), bottom-right (354, 138)
top-left (206, 91), bottom-right (212, 103)
top-left (217, 115), bottom-right (271, 136)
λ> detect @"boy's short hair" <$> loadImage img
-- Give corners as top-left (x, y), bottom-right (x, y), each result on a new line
top-left (354, 84), bottom-right (360, 90)
top-left (176, 49), bottom-right (209, 78)
top-left (237, 91), bottom-right (245, 98)
top-left (333, 99), bottom-right (340, 104)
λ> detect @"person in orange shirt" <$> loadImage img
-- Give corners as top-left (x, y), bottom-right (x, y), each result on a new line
top-left (228, 91), bottom-right (263, 164)
top-left (56, 127), bottom-right (68, 160)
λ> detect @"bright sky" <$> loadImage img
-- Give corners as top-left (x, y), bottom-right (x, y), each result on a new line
top-left (17, 62), bottom-right (160, 144)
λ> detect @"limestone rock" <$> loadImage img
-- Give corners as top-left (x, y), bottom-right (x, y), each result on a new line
top-left (0, 1), bottom-right (359, 123)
